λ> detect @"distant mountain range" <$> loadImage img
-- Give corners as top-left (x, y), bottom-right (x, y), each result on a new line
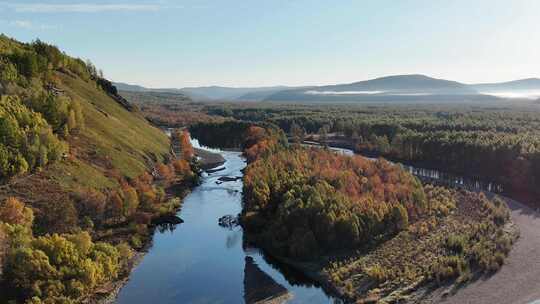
top-left (113, 82), bottom-right (295, 101)
top-left (114, 75), bottom-right (540, 103)
top-left (471, 78), bottom-right (540, 91)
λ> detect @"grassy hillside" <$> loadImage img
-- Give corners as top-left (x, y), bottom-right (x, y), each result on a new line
top-left (0, 35), bottom-right (194, 303)
top-left (58, 73), bottom-right (170, 178)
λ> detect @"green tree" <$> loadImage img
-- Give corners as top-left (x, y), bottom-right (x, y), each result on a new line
top-left (290, 122), bottom-right (305, 144)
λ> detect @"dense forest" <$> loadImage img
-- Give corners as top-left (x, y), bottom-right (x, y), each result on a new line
top-left (242, 147), bottom-right (425, 258)
top-left (0, 36), bottom-right (198, 303)
top-left (193, 103), bottom-right (540, 207)
top-left (125, 97), bottom-right (540, 207)
top-left (125, 96), bottom-right (228, 127)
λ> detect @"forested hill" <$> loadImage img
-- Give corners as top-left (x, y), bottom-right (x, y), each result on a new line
top-left (0, 35), bottom-right (170, 180)
top-left (0, 35), bottom-right (190, 303)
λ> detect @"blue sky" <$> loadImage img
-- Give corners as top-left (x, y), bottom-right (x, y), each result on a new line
top-left (1, 0), bottom-right (539, 88)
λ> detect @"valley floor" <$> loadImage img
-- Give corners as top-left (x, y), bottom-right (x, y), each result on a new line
top-left (428, 193), bottom-right (540, 304)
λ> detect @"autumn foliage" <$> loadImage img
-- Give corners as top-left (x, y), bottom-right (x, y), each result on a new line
top-left (0, 197), bottom-right (34, 227)
top-left (242, 147), bottom-right (426, 259)
top-left (172, 129), bottom-right (194, 161)
top-left (243, 125), bottom-right (283, 162)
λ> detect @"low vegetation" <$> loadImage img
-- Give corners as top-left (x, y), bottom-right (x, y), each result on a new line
top-left (323, 187), bottom-right (514, 302)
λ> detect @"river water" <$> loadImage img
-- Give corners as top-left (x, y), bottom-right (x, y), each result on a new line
top-left (116, 140), bottom-right (340, 304)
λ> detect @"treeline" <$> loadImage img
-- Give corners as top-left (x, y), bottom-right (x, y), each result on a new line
top-left (123, 95), bottom-right (229, 127)
top-left (242, 147), bottom-right (426, 259)
top-left (204, 104), bottom-right (540, 206)
top-left (189, 121), bottom-right (287, 161)
top-left (190, 121), bottom-right (254, 149)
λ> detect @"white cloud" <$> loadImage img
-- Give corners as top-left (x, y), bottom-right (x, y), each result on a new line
top-left (5, 3), bottom-right (166, 13)
top-left (11, 20), bottom-right (33, 29)
top-left (9, 19), bottom-right (58, 30)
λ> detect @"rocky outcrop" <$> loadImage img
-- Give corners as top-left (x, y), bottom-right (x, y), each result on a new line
top-left (218, 215), bottom-right (239, 229)
top-left (95, 77), bottom-right (136, 112)
top-left (217, 176), bottom-right (242, 182)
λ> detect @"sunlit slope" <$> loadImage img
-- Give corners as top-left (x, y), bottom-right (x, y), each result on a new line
top-left (58, 73), bottom-right (169, 179)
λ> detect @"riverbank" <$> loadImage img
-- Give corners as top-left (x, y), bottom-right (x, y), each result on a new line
top-left (244, 189), bottom-right (520, 303)
top-left (88, 188), bottom-right (192, 304)
top-left (423, 193), bottom-right (540, 304)
top-left (115, 146), bottom-right (337, 303)
top-left (88, 146), bottom-right (226, 303)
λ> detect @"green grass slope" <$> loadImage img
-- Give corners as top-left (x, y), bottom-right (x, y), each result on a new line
top-left (59, 73), bottom-right (170, 179)
top-left (0, 35), bottom-right (170, 223)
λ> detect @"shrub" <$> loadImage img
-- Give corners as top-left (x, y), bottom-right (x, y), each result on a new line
top-left (432, 255), bottom-right (467, 284)
top-left (445, 234), bottom-right (468, 254)
top-left (0, 197), bottom-right (34, 227)
top-left (130, 235), bottom-right (143, 249)
top-left (366, 264), bottom-right (389, 283)
top-left (4, 231), bottom-right (121, 302)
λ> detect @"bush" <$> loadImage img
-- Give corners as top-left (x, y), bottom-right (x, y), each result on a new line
top-left (445, 234), bottom-right (468, 254)
top-left (4, 231), bottom-right (121, 302)
top-left (130, 235), bottom-right (143, 249)
top-left (0, 197), bottom-right (34, 227)
top-left (366, 264), bottom-right (389, 283)
top-left (432, 255), bottom-right (467, 284)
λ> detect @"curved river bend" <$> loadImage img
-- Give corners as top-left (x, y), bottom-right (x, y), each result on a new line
top-left (117, 139), bottom-right (504, 304)
top-left (116, 140), bottom-right (340, 304)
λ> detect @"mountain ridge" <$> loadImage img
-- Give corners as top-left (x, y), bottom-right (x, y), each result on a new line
top-left (114, 74), bottom-right (540, 102)
top-left (471, 78), bottom-right (540, 92)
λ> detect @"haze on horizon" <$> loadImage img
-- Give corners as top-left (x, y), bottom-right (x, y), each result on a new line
top-left (1, 0), bottom-right (539, 88)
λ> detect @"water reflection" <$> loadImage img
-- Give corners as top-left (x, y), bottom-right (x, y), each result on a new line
top-left (244, 256), bottom-right (292, 304)
top-left (116, 143), bottom-right (338, 304)
top-left (155, 222), bottom-right (179, 234)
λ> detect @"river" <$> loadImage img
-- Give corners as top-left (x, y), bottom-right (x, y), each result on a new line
top-left (115, 139), bottom-right (341, 304)
top-left (116, 137), bottom-right (503, 304)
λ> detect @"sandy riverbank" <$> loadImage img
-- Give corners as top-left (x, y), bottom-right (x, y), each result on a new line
top-left (425, 193), bottom-right (540, 304)
top-left (195, 147), bottom-right (226, 170)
